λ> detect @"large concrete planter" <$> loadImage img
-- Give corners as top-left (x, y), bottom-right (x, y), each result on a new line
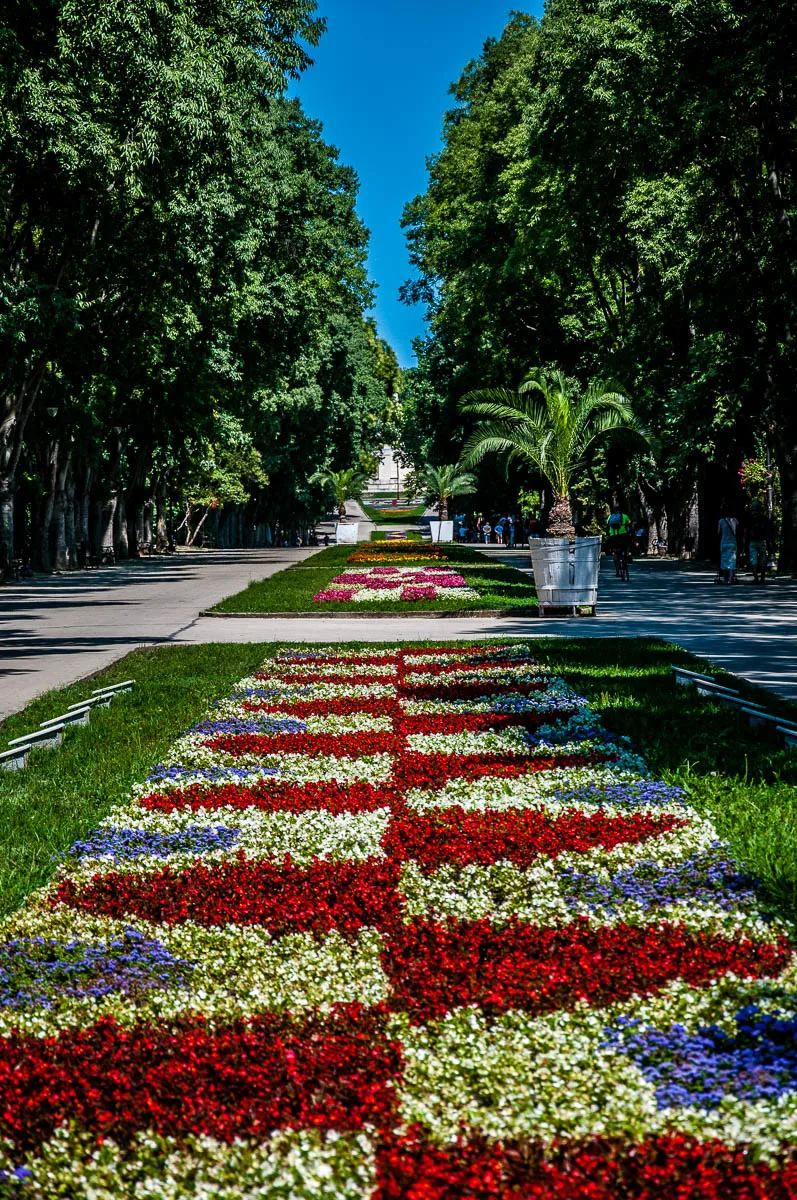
top-left (529, 536), bottom-right (601, 615)
top-left (335, 522), bottom-right (360, 545)
top-left (429, 519), bottom-right (454, 543)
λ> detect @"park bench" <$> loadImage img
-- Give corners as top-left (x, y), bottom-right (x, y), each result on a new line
top-left (92, 680), bottom-right (134, 698)
top-left (8, 724), bottom-right (65, 751)
top-left (40, 705), bottom-right (93, 730)
top-left (1, 680), bottom-right (134, 771)
top-left (0, 746), bottom-right (29, 771)
top-left (67, 694), bottom-right (112, 711)
top-left (671, 665), bottom-right (797, 748)
top-left (667, 667), bottom-right (710, 686)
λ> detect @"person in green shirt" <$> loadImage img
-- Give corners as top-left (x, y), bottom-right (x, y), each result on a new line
top-left (606, 505), bottom-right (632, 579)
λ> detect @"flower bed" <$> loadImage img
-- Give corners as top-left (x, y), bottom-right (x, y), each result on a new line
top-left (348, 543), bottom-right (448, 563)
top-left (314, 566), bottom-right (479, 605)
top-left (1, 643), bottom-right (796, 1195)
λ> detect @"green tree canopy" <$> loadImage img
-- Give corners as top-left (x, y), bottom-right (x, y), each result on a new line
top-left (401, 1), bottom-right (797, 560)
top-left (418, 463), bottom-right (476, 521)
top-left (461, 369), bottom-right (642, 536)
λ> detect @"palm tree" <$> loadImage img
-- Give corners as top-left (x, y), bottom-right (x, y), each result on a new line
top-left (420, 463), bottom-right (477, 520)
top-left (460, 369), bottom-right (644, 538)
top-left (312, 467), bottom-right (368, 521)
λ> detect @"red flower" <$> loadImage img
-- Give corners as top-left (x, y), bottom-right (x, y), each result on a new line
top-left (380, 918), bottom-right (790, 1022)
top-left (382, 808), bottom-right (684, 871)
top-left (374, 1132), bottom-right (797, 1198)
top-left (204, 732), bottom-right (398, 758)
top-left (255, 671), bottom-right (396, 685)
top-left (398, 753), bottom-right (608, 790)
top-left (0, 1006), bottom-right (401, 1154)
top-left (396, 713), bottom-right (561, 735)
top-left (141, 781), bottom-right (400, 814)
top-left (242, 698), bottom-right (398, 717)
top-left (55, 857), bottom-right (404, 935)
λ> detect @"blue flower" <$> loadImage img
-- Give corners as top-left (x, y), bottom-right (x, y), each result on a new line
top-left (189, 717), bottom-right (307, 736)
top-left (551, 781), bottom-right (687, 808)
top-left (66, 825), bottom-right (240, 861)
top-left (0, 931), bottom-right (192, 1009)
top-left (607, 1003), bottom-right (797, 1108)
top-left (561, 850), bottom-right (757, 916)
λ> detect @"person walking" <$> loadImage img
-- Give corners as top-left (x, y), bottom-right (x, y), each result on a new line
top-left (746, 500), bottom-right (773, 584)
top-left (482, 520), bottom-right (492, 544)
top-left (606, 504), bottom-right (632, 579)
top-left (508, 515), bottom-right (516, 548)
top-left (717, 508), bottom-right (739, 584)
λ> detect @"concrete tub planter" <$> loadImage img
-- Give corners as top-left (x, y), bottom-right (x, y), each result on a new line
top-left (529, 536), bottom-right (602, 615)
top-left (335, 522), bottom-right (360, 545)
top-left (429, 519), bottom-right (454, 543)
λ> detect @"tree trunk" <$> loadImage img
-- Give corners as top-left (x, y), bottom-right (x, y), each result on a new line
top-left (155, 476), bottom-right (169, 550)
top-left (0, 477), bottom-right (15, 571)
top-left (77, 465), bottom-right (92, 553)
top-left (775, 439), bottom-right (797, 571)
top-left (124, 444), bottom-right (152, 558)
top-left (188, 506), bottom-right (211, 545)
top-left (115, 496), bottom-right (128, 558)
top-left (36, 442), bottom-right (59, 572)
top-left (65, 467), bottom-right (77, 568)
top-left (546, 493), bottom-right (576, 539)
top-left (51, 449), bottom-right (73, 571)
top-left (98, 493), bottom-right (117, 557)
top-left (0, 363), bottom-right (47, 565)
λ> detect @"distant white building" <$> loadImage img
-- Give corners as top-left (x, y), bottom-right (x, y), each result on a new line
top-left (364, 446), bottom-right (409, 496)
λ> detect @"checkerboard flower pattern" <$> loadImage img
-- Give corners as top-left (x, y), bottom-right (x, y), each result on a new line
top-left (2, 643), bottom-right (797, 1197)
top-left (313, 567), bottom-right (480, 604)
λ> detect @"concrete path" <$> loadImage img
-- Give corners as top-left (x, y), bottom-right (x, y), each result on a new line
top-left (3, 547), bottom-right (797, 717)
top-left (178, 554), bottom-right (797, 702)
top-left (0, 547), bottom-right (319, 719)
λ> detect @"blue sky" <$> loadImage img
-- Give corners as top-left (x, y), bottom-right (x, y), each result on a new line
top-left (292, 1), bottom-right (544, 368)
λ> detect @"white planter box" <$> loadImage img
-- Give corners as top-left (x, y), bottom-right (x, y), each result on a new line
top-left (529, 536), bottom-right (601, 614)
top-left (429, 520), bottom-right (454, 543)
top-left (335, 522), bottom-right (360, 545)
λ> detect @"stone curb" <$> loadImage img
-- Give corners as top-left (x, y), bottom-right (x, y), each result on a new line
top-left (200, 607), bottom-right (541, 620)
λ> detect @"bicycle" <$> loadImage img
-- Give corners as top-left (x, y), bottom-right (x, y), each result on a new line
top-left (612, 543), bottom-right (630, 582)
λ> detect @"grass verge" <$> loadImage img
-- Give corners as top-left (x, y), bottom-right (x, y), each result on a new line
top-left (539, 637), bottom-right (797, 922)
top-left (0, 644), bottom-right (270, 917)
top-left (210, 542), bottom-right (539, 613)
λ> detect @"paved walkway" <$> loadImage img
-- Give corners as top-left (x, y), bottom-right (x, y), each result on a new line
top-left (0, 547), bottom-right (319, 719)
top-left (179, 554), bottom-right (797, 702)
top-left (3, 548), bottom-right (797, 718)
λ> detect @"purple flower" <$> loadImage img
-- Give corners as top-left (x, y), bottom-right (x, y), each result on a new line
top-left (66, 825), bottom-right (240, 861)
top-left (145, 765), bottom-right (280, 785)
top-left (0, 931), bottom-right (192, 1009)
top-left (561, 850), bottom-right (757, 916)
top-left (190, 717), bottom-right (307, 736)
top-left (552, 781), bottom-right (687, 808)
top-left (608, 1005), bottom-right (797, 1108)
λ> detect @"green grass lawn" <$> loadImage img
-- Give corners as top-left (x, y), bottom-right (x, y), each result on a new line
top-left (2, 637), bottom-right (797, 922)
top-left (540, 638), bottom-right (797, 921)
top-left (361, 500), bottom-right (426, 524)
top-left (0, 644), bottom-right (270, 916)
top-left (211, 542), bottom-right (540, 613)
